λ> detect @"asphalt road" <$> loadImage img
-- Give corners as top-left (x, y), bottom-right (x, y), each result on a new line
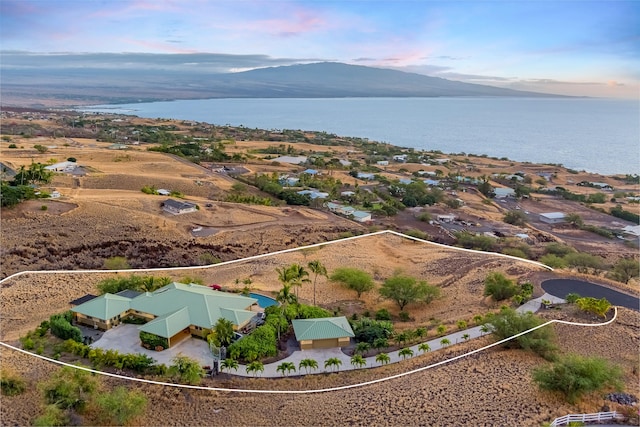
top-left (541, 279), bottom-right (639, 311)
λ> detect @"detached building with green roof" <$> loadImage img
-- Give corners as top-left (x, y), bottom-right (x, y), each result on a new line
top-left (72, 283), bottom-right (258, 348)
top-left (291, 317), bottom-right (354, 350)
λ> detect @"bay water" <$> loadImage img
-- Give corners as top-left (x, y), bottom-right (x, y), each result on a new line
top-left (82, 97), bottom-right (639, 175)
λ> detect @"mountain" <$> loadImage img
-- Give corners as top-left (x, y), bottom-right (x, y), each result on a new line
top-left (1, 61), bottom-right (563, 107)
top-left (206, 62), bottom-right (554, 98)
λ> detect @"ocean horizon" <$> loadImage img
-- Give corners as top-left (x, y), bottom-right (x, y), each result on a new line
top-left (81, 97), bottom-right (639, 176)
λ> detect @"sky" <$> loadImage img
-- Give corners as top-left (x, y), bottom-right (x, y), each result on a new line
top-left (1, 0), bottom-right (638, 98)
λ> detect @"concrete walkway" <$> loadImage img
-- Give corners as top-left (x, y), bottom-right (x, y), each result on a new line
top-left (89, 294), bottom-right (566, 376)
top-left (230, 293), bottom-right (566, 378)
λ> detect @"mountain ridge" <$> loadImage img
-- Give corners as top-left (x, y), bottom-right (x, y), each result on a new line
top-left (0, 60), bottom-right (567, 107)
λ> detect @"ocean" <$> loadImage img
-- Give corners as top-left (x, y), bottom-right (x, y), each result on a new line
top-left (81, 97), bottom-right (639, 175)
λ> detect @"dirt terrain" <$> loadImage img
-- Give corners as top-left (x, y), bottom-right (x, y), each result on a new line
top-left (1, 114), bottom-right (639, 426)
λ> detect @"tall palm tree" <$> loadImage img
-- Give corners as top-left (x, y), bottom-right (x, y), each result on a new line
top-left (246, 361), bottom-right (264, 377)
top-left (324, 357), bottom-right (342, 372)
top-left (298, 358), bottom-right (318, 374)
top-left (375, 353), bottom-right (391, 366)
top-left (286, 264), bottom-right (310, 300)
top-left (220, 358), bottom-right (238, 373)
top-left (276, 362), bottom-right (296, 377)
top-left (418, 343), bottom-right (431, 354)
top-left (307, 260), bottom-right (327, 306)
top-left (350, 354), bottom-right (366, 369)
top-left (399, 347), bottom-right (414, 360)
top-left (440, 338), bottom-right (451, 347)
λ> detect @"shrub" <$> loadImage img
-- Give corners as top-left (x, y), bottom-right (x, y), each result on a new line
top-left (539, 254), bottom-right (568, 269)
top-left (374, 308), bottom-right (392, 321)
top-left (227, 324), bottom-right (278, 362)
top-left (565, 293), bottom-right (581, 304)
top-left (103, 256), bottom-right (131, 270)
top-left (544, 243), bottom-right (575, 256)
top-left (575, 297), bottom-right (611, 318)
top-left (139, 331), bottom-right (169, 350)
top-left (483, 272), bottom-right (518, 301)
top-left (399, 311), bottom-right (411, 321)
top-left (33, 405), bottom-right (69, 427)
top-left (8, 143), bottom-right (17, 148)
top-left (0, 370), bottom-right (26, 396)
top-left (49, 313), bottom-right (82, 342)
top-left (488, 307), bottom-right (557, 360)
top-left (168, 355), bottom-right (204, 385)
top-left (95, 386), bottom-right (147, 425)
top-left (351, 318), bottom-right (394, 345)
top-left (41, 365), bottom-right (98, 410)
top-left (330, 267), bottom-right (374, 298)
top-left (532, 354), bottom-right (622, 403)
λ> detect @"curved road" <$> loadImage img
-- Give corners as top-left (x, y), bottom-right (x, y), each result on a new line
top-left (542, 279), bottom-right (639, 311)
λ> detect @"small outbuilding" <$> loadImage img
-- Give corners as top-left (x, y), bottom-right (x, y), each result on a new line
top-left (292, 317), bottom-right (354, 350)
top-left (539, 212), bottom-right (566, 224)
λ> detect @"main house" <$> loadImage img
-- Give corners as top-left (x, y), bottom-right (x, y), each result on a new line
top-left (72, 283), bottom-right (258, 348)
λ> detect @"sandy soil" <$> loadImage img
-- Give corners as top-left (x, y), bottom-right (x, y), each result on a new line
top-left (1, 123), bottom-right (638, 426)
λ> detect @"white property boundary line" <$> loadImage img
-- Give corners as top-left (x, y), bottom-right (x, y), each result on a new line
top-left (0, 229), bottom-right (559, 394)
top-left (0, 229), bottom-right (553, 285)
top-left (0, 308), bottom-right (617, 394)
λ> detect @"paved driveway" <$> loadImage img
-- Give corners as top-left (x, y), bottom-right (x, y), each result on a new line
top-left (92, 324), bottom-right (214, 366)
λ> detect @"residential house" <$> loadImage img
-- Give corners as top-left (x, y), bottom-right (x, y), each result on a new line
top-left (291, 317), bottom-right (354, 350)
top-left (494, 187), bottom-right (516, 199)
top-left (45, 161), bottom-right (77, 172)
top-left (352, 211), bottom-right (372, 223)
top-left (539, 212), bottom-right (566, 224)
top-left (376, 160), bottom-right (389, 166)
top-left (423, 179), bottom-right (440, 186)
top-left (271, 155), bottom-right (308, 164)
top-left (302, 169), bottom-right (319, 176)
top-left (162, 199), bottom-right (198, 215)
top-left (297, 190), bottom-right (329, 200)
top-left (72, 283), bottom-right (258, 348)
top-left (437, 214), bottom-right (456, 223)
top-left (340, 191), bottom-right (355, 198)
top-left (157, 189), bottom-right (171, 196)
top-left (356, 172), bottom-right (375, 180)
top-left (393, 154), bottom-right (408, 162)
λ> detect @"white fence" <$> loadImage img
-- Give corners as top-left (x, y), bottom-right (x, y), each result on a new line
top-left (550, 411), bottom-right (623, 426)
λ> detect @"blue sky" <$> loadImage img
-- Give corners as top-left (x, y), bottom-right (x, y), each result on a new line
top-left (1, 0), bottom-right (638, 98)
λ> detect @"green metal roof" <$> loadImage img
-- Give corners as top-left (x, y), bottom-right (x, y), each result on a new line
top-left (71, 294), bottom-right (131, 320)
top-left (138, 307), bottom-right (191, 338)
top-left (129, 283), bottom-right (256, 329)
top-left (291, 317), bottom-right (355, 341)
top-left (72, 283), bottom-right (258, 334)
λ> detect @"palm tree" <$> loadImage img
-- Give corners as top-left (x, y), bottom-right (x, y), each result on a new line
top-left (462, 333), bottom-right (470, 341)
top-left (350, 354), bottom-right (366, 369)
top-left (246, 361), bottom-right (264, 377)
top-left (436, 324), bottom-right (447, 336)
top-left (210, 318), bottom-right (234, 347)
top-left (440, 338), bottom-right (451, 347)
top-left (324, 357), bottom-right (342, 372)
top-left (480, 324), bottom-right (490, 335)
top-left (286, 264), bottom-right (310, 299)
top-left (398, 348), bottom-right (414, 360)
top-left (220, 358), bottom-right (239, 373)
top-left (307, 260), bottom-right (327, 306)
top-left (298, 358), bottom-right (318, 374)
top-left (276, 362), bottom-right (296, 377)
top-left (372, 337), bottom-right (389, 351)
top-left (415, 327), bottom-right (427, 340)
top-left (354, 342), bottom-right (370, 356)
top-left (375, 353), bottom-right (391, 366)
top-left (418, 343), bottom-right (431, 354)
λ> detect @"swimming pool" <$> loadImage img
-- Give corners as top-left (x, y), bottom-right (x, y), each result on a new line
top-left (249, 292), bottom-right (278, 308)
